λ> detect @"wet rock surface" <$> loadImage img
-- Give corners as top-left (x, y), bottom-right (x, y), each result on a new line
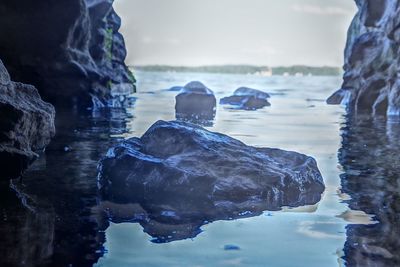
top-left (326, 88), bottom-right (351, 105)
top-left (0, 60), bottom-right (55, 180)
top-left (98, 120), bottom-right (325, 242)
top-left (220, 87), bottom-right (271, 110)
top-left (340, 114), bottom-right (400, 266)
top-left (0, 0), bottom-right (135, 108)
top-left (327, 0), bottom-right (400, 117)
top-left (175, 81), bottom-right (216, 122)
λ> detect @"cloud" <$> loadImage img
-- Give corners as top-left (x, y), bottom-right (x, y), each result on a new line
top-left (291, 4), bottom-right (350, 16)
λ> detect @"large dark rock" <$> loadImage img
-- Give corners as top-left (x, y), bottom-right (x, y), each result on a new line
top-left (97, 120), bottom-right (325, 242)
top-left (0, 60), bottom-right (55, 180)
top-left (327, 0), bottom-right (400, 117)
top-left (0, 0), bottom-right (135, 109)
top-left (175, 81), bottom-right (217, 122)
top-left (220, 87), bottom-right (271, 110)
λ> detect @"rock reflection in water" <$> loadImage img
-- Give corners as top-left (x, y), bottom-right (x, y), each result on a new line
top-left (0, 108), bottom-right (131, 267)
top-left (95, 193), bottom-right (325, 244)
top-left (0, 182), bottom-right (55, 267)
top-left (340, 115), bottom-right (400, 266)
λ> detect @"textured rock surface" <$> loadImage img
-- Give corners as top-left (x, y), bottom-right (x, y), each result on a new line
top-left (327, 0), bottom-right (400, 116)
top-left (0, 60), bottom-right (55, 179)
top-left (220, 87), bottom-right (271, 110)
top-left (175, 81), bottom-right (216, 121)
top-left (98, 120), bottom-right (325, 242)
top-left (0, 0), bottom-right (135, 108)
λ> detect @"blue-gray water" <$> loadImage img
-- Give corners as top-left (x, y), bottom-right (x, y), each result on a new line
top-left (3, 71), bottom-right (393, 267)
top-left (95, 71), bottom-right (376, 267)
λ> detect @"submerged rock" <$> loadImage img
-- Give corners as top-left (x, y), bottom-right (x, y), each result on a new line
top-left (175, 81), bottom-right (216, 121)
top-left (0, 0), bottom-right (135, 108)
top-left (224, 245), bottom-right (241, 251)
top-left (326, 88), bottom-right (351, 105)
top-left (220, 87), bottom-right (271, 110)
top-left (327, 0), bottom-right (400, 117)
top-left (164, 86), bottom-right (184, 92)
top-left (0, 60), bottom-right (55, 179)
top-left (98, 120), bottom-right (324, 242)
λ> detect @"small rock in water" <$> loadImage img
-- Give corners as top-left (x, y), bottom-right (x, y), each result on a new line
top-left (165, 86), bottom-right (184, 92)
top-left (234, 87), bottom-right (270, 99)
top-left (224, 244), bottom-right (241, 251)
top-left (175, 81), bottom-right (216, 122)
top-left (220, 87), bottom-right (271, 110)
top-left (326, 88), bottom-right (351, 105)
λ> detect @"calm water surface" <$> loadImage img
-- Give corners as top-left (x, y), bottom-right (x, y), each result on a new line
top-left (2, 71), bottom-right (391, 267)
top-left (96, 71), bottom-right (371, 267)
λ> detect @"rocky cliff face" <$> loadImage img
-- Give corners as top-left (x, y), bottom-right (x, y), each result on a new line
top-left (0, 0), bottom-right (135, 109)
top-left (328, 0), bottom-right (400, 117)
top-left (0, 60), bottom-right (55, 180)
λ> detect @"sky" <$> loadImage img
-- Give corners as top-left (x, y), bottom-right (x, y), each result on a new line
top-left (114, 0), bottom-right (357, 67)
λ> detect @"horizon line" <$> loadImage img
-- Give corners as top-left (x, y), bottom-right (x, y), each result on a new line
top-left (131, 64), bottom-right (342, 68)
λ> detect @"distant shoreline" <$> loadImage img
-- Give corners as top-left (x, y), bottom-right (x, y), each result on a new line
top-left (132, 65), bottom-right (342, 76)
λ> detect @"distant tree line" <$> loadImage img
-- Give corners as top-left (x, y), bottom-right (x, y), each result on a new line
top-left (133, 65), bottom-right (342, 76)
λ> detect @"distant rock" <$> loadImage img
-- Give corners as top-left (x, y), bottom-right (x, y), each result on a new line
top-left (0, 60), bottom-right (55, 179)
top-left (97, 120), bottom-right (325, 242)
top-left (175, 81), bottom-right (216, 122)
top-left (234, 87), bottom-right (270, 99)
top-left (224, 245), bottom-right (241, 251)
top-left (220, 87), bottom-right (271, 110)
top-left (164, 86), bottom-right (184, 92)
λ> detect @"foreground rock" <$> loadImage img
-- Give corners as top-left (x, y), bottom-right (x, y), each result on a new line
top-left (0, 0), bottom-right (135, 108)
top-left (98, 120), bottom-right (325, 242)
top-left (327, 0), bottom-right (400, 117)
top-left (175, 81), bottom-right (216, 121)
top-left (0, 60), bottom-right (55, 179)
top-left (220, 87), bottom-right (271, 110)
